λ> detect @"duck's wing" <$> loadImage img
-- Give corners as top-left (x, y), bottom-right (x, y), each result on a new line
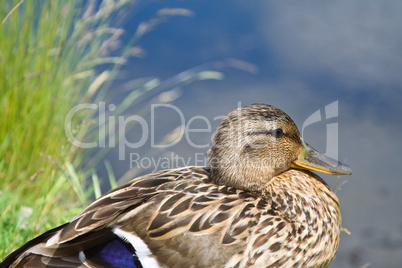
top-left (2, 167), bottom-right (253, 268)
top-left (2, 166), bottom-right (295, 268)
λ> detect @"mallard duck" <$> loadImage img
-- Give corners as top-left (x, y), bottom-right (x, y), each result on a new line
top-left (1, 104), bottom-right (351, 268)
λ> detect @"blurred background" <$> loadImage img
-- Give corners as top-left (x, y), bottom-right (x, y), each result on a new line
top-left (1, 1), bottom-right (401, 267)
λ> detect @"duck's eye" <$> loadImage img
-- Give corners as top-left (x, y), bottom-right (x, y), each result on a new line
top-left (273, 128), bottom-right (284, 138)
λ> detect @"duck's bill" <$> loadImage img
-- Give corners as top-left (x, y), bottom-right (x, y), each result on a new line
top-left (290, 142), bottom-right (352, 175)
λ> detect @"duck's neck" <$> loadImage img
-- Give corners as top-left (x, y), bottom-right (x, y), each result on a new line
top-left (208, 151), bottom-right (278, 193)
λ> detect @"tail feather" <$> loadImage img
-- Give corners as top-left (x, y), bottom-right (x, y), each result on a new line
top-left (1, 224), bottom-right (67, 268)
top-left (0, 226), bottom-right (146, 268)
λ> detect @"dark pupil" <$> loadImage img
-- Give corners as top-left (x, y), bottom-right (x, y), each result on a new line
top-left (273, 128), bottom-right (283, 138)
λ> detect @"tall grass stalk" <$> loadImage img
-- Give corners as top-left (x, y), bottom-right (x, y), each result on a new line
top-left (0, 0), bottom-right (138, 259)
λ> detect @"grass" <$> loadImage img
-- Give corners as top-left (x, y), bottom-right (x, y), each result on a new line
top-left (0, 0), bottom-right (223, 260)
top-left (0, 0), bottom-right (136, 259)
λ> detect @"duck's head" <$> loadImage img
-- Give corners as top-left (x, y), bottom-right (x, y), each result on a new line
top-left (208, 104), bottom-right (352, 192)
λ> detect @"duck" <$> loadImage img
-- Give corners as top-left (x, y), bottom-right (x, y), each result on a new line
top-left (1, 103), bottom-right (352, 268)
